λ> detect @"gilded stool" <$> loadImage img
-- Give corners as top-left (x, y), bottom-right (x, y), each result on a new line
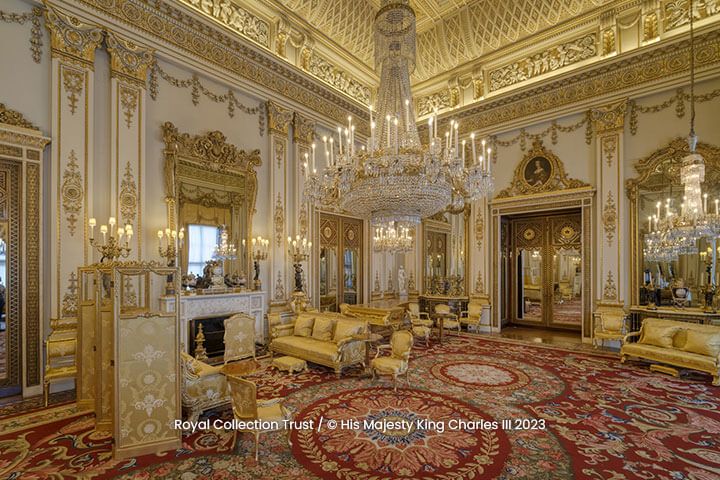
top-left (272, 355), bottom-right (307, 374)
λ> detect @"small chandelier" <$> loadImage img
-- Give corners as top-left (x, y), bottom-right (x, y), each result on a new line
top-left (303, 0), bottom-right (493, 231)
top-left (213, 225), bottom-right (237, 260)
top-left (644, 0), bottom-right (720, 262)
top-left (373, 222), bottom-right (413, 253)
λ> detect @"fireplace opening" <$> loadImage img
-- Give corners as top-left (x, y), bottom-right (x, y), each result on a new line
top-left (189, 314), bottom-right (233, 364)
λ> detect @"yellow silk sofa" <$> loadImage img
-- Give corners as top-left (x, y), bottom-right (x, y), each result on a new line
top-left (269, 312), bottom-right (368, 377)
top-left (621, 318), bottom-right (720, 385)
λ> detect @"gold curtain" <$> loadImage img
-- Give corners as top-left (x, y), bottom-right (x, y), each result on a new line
top-left (180, 203), bottom-right (232, 274)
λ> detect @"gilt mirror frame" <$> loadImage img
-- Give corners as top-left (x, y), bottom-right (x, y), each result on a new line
top-left (421, 206), bottom-right (471, 296)
top-left (626, 137), bottom-right (720, 305)
top-left (161, 122), bottom-right (261, 278)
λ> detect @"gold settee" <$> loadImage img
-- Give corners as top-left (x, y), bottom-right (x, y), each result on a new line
top-left (181, 351), bottom-right (230, 422)
top-left (339, 303), bottom-right (404, 332)
top-left (269, 312), bottom-right (368, 377)
top-left (621, 318), bottom-right (720, 385)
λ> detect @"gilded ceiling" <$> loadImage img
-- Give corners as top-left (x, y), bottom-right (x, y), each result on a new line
top-left (276, 0), bottom-right (608, 82)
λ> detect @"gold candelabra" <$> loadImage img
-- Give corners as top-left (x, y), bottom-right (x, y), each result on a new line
top-left (158, 227), bottom-right (184, 267)
top-left (251, 235), bottom-right (269, 291)
top-left (288, 234), bottom-right (312, 292)
top-left (88, 217), bottom-right (132, 263)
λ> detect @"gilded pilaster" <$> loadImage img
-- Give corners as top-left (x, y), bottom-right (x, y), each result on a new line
top-left (107, 32), bottom-right (153, 261)
top-left (45, 4), bottom-right (103, 325)
top-left (591, 99), bottom-right (627, 322)
top-left (468, 197), bottom-right (493, 330)
top-left (267, 101), bottom-right (292, 311)
top-left (293, 112), bottom-right (315, 299)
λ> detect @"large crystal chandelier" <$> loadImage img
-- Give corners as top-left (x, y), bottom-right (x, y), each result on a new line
top-left (644, 0), bottom-right (720, 263)
top-left (304, 0), bottom-right (493, 242)
top-left (373, 221), bottom-right (413, 253)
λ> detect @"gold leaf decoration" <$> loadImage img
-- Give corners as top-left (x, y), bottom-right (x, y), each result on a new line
top-left (62, 67), bottom-right (84, 115)
top-left (119, 85), bottom-right (138, 129)
top-left (61, 150), bottom-right (83, 236)
top-left (119, 161), bottom-right (137, 223)
top-left (602, 191), bottom-right (617, 246)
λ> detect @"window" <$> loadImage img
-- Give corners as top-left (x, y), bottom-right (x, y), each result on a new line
top-left (187, 224), bottom-right (218, 276)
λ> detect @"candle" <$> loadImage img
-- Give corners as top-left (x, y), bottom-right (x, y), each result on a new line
top-left (109, 217), bottom-right (116, 227)
top-left (656, 201), bottom-right (661, 219)
top-left (370, 121), bottom-right (376, 152)
top-left (311, 143), bottom-right (316, 171)
top-left (89, 217), bottom-right (96, 238)
top-left (704, 193), bottom-right (708, 213)
top-left (715, 199), bottom-right (718, 215)
top-left (337, 127), bottom-right (343, 155)
top-left (325, 150), bottom-right (330, 167)
top-left (454, 122), bottom-right (459, 152)
top-left (461, 139), bottom-right (466, 164)
top-left (648, 215), bottom-right (652, 231)
top-left (101, 225), bottom-right (107, 243)
top-left (351, 125), bottom-right (355, 155)
top-left (470, 133), bottom-right (477, 164)
top-left (445, 131), bottom-right (450, 152)
top-left (117, 227), bottom-right (124, 239)
top-left (157, 229), bottom-right (163, 239)
top-left (304, 152), bottom-right (309, 172)
top-left (428, 118), bottom-right (433, 146)
top-left (329, 137), bottom-right (334, 165)
top-left (433, 109), bottom-right (438, 138)
top-left (487, 148), bottom-right (492, 173)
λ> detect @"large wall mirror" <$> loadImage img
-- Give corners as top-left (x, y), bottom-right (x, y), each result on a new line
top-left (318, 213), bottom-right (363, 311)
top-left (628, 138), bottom-right (720, 307)
top-left (162, 123), bottom-right (261, 289)
top-left (422, 208), bottom-right (469, 295)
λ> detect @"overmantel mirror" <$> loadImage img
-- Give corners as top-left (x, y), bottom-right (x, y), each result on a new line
top-left (162, 122), bottom-right (261, 291)
top-left (422, 207), bottom-right (469, 296)
top-left (628, 137), bottom-right (720, 308)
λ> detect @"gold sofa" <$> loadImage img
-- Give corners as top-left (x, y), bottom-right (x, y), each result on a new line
top-left (339, 303), bottom-right (404, 332)
top-left (621, 318), bottom-right (720, 385)
top-left (269, 312), bottom-right (368, 377)
top-left (181, 351), bottom-right (230, 422)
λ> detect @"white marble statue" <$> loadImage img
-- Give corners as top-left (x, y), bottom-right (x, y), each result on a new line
top-left (398, 265), bottom-right (408, 297)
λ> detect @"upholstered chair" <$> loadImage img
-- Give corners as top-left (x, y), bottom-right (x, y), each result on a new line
top-left (43, 335), bottom-right (77, 406)
top-left (370, 330), bottom-right (414, 391)
top-left (459, 303), bottom-right (486, 333)
top-left (180, 351), bottom-right (230, 423)
top-left (224, 313), bottom-right (256, 364)
top-left (407, 302), bottom-right (433, 327)
top-left (593, 311), bottom-right (628, 349)
top-left (226, 375), bottom-right (292, 461)
top-left (434, 304), bottom-right (461, 335)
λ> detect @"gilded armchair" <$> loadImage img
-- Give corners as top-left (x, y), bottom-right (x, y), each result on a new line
top-left (408, 302), bottom-right (433, 327)
top-left (370, 330), bottom-right (414, 391)
top-left (224, 313), bottom-right (256, 364)
top-left (459, 303), bottom-right (486, 333)
top-left (435, 304), bottom-right (461, 335)
top-left (180, 351), bottom-right (230, 423)
top-left (593, 311), bottom-right (628, 349)
top-left (226, 375), bottom-right (292, 461)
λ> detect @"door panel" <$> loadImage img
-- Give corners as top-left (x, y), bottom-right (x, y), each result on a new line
top-left (319, 213), bottom-right (363, 311)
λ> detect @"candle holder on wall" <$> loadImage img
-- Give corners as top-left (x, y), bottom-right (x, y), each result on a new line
top-left (288, 234), bottom-right (311, 292)
top-left (88, 217), bottom-right (133, 262)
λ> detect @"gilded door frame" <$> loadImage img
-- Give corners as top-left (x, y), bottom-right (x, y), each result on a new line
top-left (491, 187), bottom-right (595, 340)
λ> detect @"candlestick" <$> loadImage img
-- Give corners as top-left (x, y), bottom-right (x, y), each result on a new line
top-left (470, 133), bottom-right (477, 164)
top-left (461, 139), bottom-right (466, 164)
top-left (329, 137), bottom-right (334, 165)
top-left (454, 122), bottom-right (459, 152)
top-left (337, 126), bottom-right (343, 155)
top-left (715, 199), bottom-right (719, 215)
top-left (487, 148), bottom-right (492, 173)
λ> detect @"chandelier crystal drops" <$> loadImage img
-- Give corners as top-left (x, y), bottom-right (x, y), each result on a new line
top-left (303, 0), bottom-right (493, 248)
top-left (373, 222), bottom-right (413, 253)
top-left (644, 0), bottom-right (720, 263)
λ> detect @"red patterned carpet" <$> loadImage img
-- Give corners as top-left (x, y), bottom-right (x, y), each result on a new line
top-left (1, 335), bottom-right (719, 479)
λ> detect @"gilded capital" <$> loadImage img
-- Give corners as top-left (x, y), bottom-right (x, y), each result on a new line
top-left (267, 101), bottom-right (293, 136)
top-left (106, 31), bottom-right (154, 87)
top-left (591, 99), bottom-right (627, 134)
top-left (293, 112), bottom-right (315, 145)
top-left (44, 5), bottom-right (103, 66)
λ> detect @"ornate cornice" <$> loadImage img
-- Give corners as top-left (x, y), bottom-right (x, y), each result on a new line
top-left (267, 101), bottom-right (293, 136)
top-left (105, 31), bottom-right (154, 87)
top-left (443, 29), bottom-right (720, 137)
top-left (0, 103), bottom-right (40, 131)
top-left (591, 99), bottom-right (627, 134)
top-left (292, 112), bottom-right (315, 146)
top-left (73, 0), bottom-right (369, 129)
top-left (44, 3), bottom-right (104, 67)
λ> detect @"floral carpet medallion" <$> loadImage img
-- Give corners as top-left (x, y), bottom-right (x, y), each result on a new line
top-left (2, 335), bottom-right (720, 479)
top-left (290, 388), bottom-right (509, 479)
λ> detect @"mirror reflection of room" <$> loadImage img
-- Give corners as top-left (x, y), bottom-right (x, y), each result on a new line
top-left (0, 234), bottom-right (6, 380)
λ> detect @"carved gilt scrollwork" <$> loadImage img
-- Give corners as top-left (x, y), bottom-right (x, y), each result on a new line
top-left (293, 112), bottom-right (315, 146)
top-left (266, 101), bottom-right (293, 136)
top-left (44, 5), bottom-right (103, 66)
top-left (61, 150), bottom-right (83, 236)
top-left (0, 103), bottom-right (40, 130)
top-left (61, 66), bottom-right (84, 115)
top-left (602, 191), bottom-right (617, 246)
top-left (119, 162), bottom-right (137, 223)
top-left (106, 31), bottom-right (154, 87)
top-left (274, 193), bottom-right (284, 247)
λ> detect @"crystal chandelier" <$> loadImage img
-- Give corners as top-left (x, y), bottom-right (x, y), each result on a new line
top-left (373, 222), bottom-right (413, 253)
top-left (213, 225), bottom-right (237, 260)
top-left (644, 0), bottom-right (720, 263)
top-left (303, 0), bottom-right (493, 234)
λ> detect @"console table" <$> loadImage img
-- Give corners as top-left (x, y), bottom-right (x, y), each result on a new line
top-left (161, 291), bottom-right (266, 352)
top-left (419, 295), bottom-right (469, 317)
top-left (629, 305), bottom-right (720, 331)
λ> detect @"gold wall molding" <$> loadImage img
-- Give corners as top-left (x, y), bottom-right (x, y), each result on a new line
top-left (474, 270), bottom-right (485, 294)
top-left (591, 99), bottom-right (627, 133)
top-left (474, 207), bottom-right (484, 250)
top-left (0, 7), bottom-right (43, 63)
top-left (274, 270), bottom-right (285, 301)
top-left (444, 29), bottom-right (720, 137)
top-left (61, 66), bottom-right (84, 115)
top-left (488, 33), bottom-right (598, 92)
top-left (267, 101), bottom-right (293, 136)
top-left (106, 31), bottom-right (154, 87)
top-left (73, 0), bottom-right (368, 127)
top-left (664, 0), bottom-right (720, 31)
top-left (178, 0), bottom-right (269, 48)
top-left (628, 87), bottom-right (720, 134)
top-left (0, 103), bottom-right (40, 131)
top-left (61, 149), bottom-right (83, 236)
top-left (118, 84), bottom-right (138, 128)
top-left (61, 271), bottom-right (78, 317)
top-left (292, 112), bottom-right (315, 146)
top-left (416, 87), bottom-right (460, 117)
top-left (496, 139), bottom-right (590, 198)
top-left (305, 51), bottom-right (371, 105)
top-left (602, 135), bottom-right (618, 167)
top-left (119, 161), bottom-right (137, 223)
top-left (602, 190), bottom-right (617, 246)
top-left (149, 62), bottom-right (265, 136)
top-left (0, 144), bottom-right (22, 158)
top-left (274, 193), bottom-right (284, 247)
top-left (44, 4), bottom-right (103, 67)
top-left (603, 270), bottom-right (618, 301)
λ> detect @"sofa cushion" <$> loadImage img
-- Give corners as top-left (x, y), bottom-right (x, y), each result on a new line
top-left (312, 316), bottom-right (336, 341)
top-left (271, 336), bottom-right (339, 363)
top-left (639, 324), bottom-right (681, 348)
top-left (333, 319), bottom-right (364, 342)
top-left (293, 314), bottom-right (315, 338)
top-left (683, 330), bottom-right (720, 358)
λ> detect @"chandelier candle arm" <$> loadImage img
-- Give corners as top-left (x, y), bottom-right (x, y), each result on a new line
top-left (88, 216), bottom-right (133, 262)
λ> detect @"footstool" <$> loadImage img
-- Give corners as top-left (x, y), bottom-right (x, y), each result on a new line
top-left (272, 355), bottom-right (307, 374)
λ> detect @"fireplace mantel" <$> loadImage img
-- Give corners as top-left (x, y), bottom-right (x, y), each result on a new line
top-left (161, 291), bottom-right (267, 350)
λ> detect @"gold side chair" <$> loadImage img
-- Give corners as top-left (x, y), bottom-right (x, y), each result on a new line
top-left (434, 304), bottom-right (461, 336)
top-left (593, 311), bottom-right (628, 349)
top-left (407, 302), bottom-right (433, 328)
top-left (224, 313), bottom-right (256, 364)
top-left (459, 303), bottom-right (487, 333)
top-left (226, 375), bottom-right (292, 461)
top-left (371, 330), bottom-right (414, 391)
top-left (43, 335), bottom-right (77, 406)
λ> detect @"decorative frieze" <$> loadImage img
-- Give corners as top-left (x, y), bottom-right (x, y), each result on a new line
top-left (306, 52), bottom-right (371, 105)
top-left (274, 193), bottom-right (284, 247)
top-left (178, 0), bottom-right (270, 48)
top-left (488, 33), bottom-right (597, 92)
top-left (664, 0), bottom-right (720, 30)
top-left (119, 162), bottom-right (138, 223)
top-left (603, 271), bottom-right (618, 301)
top-left (416, 88), bottom-right (459, 116)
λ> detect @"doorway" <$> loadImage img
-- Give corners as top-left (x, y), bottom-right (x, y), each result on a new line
top-left (507, 210), bottom-right (583, 331)
top-left (318, 213), bottom-right (363, 312)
